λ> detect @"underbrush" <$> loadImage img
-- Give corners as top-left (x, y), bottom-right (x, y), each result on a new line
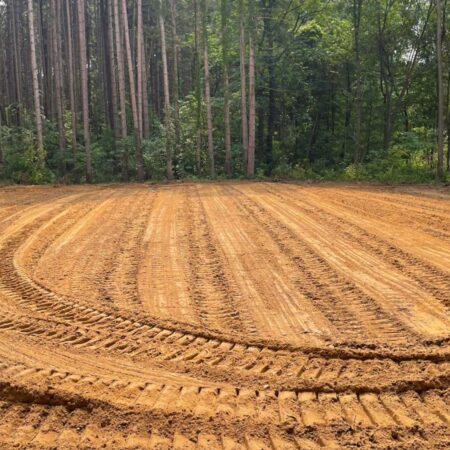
top-left (271, 164), bottom-right (448, 184)
top-left (271, 152), bottom-right (449, 184)
top-left (1, 126), bottom-right (448, 185)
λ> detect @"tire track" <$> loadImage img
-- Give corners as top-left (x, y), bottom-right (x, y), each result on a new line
top-left (309, 185), bottom-right (450, 242)
top-left (0, 376), bottom-right (449, 449)
top-left (227, 184), bottom-right (416, 346)
top-left (236, 183), bottom-right (450, 340)
top-left (95, 189), bottom-right (156, 313)
top-left (0, 183), bottom-right (449, 448)
top-left (139, 186), bottom-right (201, 324)
top-left (0, 191), bottom-right (448, 392)
top-left (1, 308), bottom-right (449, 394)
top-left (265, 183), bottom-right (450, 316)
top-left (179, 184), bottom-right (258, 335)
top-left (31, 190), bottom-right (131, 304)
top-left (198, 184), bottom-right (334, 346)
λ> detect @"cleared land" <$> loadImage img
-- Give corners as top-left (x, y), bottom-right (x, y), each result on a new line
top-left (0, 181), bottom-right (449, 449)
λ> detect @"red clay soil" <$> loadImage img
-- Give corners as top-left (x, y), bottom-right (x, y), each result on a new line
top-left (0, 181), bottom-right (449, 449)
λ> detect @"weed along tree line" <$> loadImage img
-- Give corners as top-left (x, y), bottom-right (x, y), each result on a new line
top-left (0, 0), bottom-right (449, 183)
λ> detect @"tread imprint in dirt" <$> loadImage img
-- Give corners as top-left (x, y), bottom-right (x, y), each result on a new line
top-left (0, 183), bottom-right (449, 449)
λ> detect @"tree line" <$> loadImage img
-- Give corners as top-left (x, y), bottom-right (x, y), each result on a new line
top-left (0, 0), bottom-right (448, 183)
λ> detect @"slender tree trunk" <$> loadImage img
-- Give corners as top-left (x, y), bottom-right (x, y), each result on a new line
top-left (201, 0), bottom-right (215, 177)
top-left (221, 0), bottom-right (232, 176)
top-left (383, 93), bottom-right (393, 152)
top-left (28, 0), bottom-right (44, 156)
top-left (38, 0), bottom-right (51, 119)
top-left (11, 0), bottom-right (22, 125)
top-left (48, 0), bottom-right (55, 121)
top-left (265, 0), bottom-right (275, 174)
top-left (377, 2), bottom-right (392, 154)
top-left (2, 17), bottom-right (13, 114)
top-left (247, 0), bottom-right (256, 177)
top-left (169, 0), bottom-right (181, 146)
top-left (239, 0), bottom-right (248, 168)
top-left (194, 0), bottom-right (202, 174)
top-left (106, 0), bottom-right (118, 137)
top-left (113, 0), bottom-right (128, 180)
top-left (256, 86), bottom-right (265, 162)
top-left (99, 1), bottom-right (110, 130)
top-left (141, 46), bottom-right (150, 140)
top-left (52, 0), bottom-right (66, 173)
top-left (353, 0), bottom-right (363, 164)
top-left (436, 0), bottom-right (444, 178)
top-left (65, 0), bottom-right (77, 156)
top-left (77, 0), bottom-right (92, 182)
top-left (100, 0), bottom-right (116, 135)
top-left (139, 0), bottom-right (150, 141)
top-left (136, 0), bottom-right (143, 141)
top-left (121, 0), bottom-right (144, 181)
top-left (159, 0), bottom-right (174, 179)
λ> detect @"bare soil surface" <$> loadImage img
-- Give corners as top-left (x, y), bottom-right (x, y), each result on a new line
top-left (0, 181), bottom-right (449, 449)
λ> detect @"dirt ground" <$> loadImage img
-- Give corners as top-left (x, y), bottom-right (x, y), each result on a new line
top-left (0, 181), bottom-right (449, 449)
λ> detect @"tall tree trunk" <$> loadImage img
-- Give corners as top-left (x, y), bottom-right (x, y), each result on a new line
top-left (159, 0), bottom-right (174, 179)
top-left (52, 0), bottom-right (66, 173)
top-left (101, 0), bottom-right (117, 136)
top-left (65, 0), bottom-right (77, 156)
top-left (194, 0), bottom-right (202, 174)
top-left (2, 20), bottom-right (13, 116)
top-left (10, 0), bottom-right (22, 125)
top-left (221, 0), bottom-right (232, 176)
top-left (264, 0), bottom-right (275, 174)
top-left (38, 0), bottom-right (51, 119)
top-left (138, 0), bottom-right (150, 141)
top-left (436, 0), bottom-right (444, 179)
top-left (77, 0), bottom-right (93, 182)
top-left (113, 0), bottom-right (128, 180)
top-left (239, 0), bottom-right (248, 168)
top-left (28, 0), bottom-right (44, 156)
top-left (136, 0), bottom-right (143, 142)
top-left (353, 0), bottom-right (363, 164)
top-left (256, 86), bottom-right (265, 162)
top-left (48, 0), bottom-right (55, 121)
top-left (201, 0), bottom-right (215, 177)
top-left (106, 0), bottom-right (118, 137)
top-left (141, 45), bottom-right (150, 140)
top-left (247, 0), bottom-right (256, 177)
top-left (169, 0), bottom-right (181, 146)
top-left (383, 94), bottom-right (393, 152)
top-left (121, 0), bottom-right (144, 181)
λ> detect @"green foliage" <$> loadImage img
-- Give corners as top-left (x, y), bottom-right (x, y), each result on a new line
top-left (0, 126), bottom-right (54, 183)
top-left (269, 125), bottom-right (445, 184)
top-left (272, 163), bottom-right (316, 180)
top-left (90, 129), bottom-right (118, 182)
top-left (143, 138), bottom-right (167, 180)
top-left (143, 120), bottom-right (168, 180)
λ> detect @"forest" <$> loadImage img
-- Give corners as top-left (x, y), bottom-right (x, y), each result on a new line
top-left (0, 0), bottom-right (449, 183)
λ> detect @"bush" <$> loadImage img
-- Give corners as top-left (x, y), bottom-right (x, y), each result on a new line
top-left (0, 126), bottom-right (55, 183)
top-left (143, 137), bottom-right (167, 180)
